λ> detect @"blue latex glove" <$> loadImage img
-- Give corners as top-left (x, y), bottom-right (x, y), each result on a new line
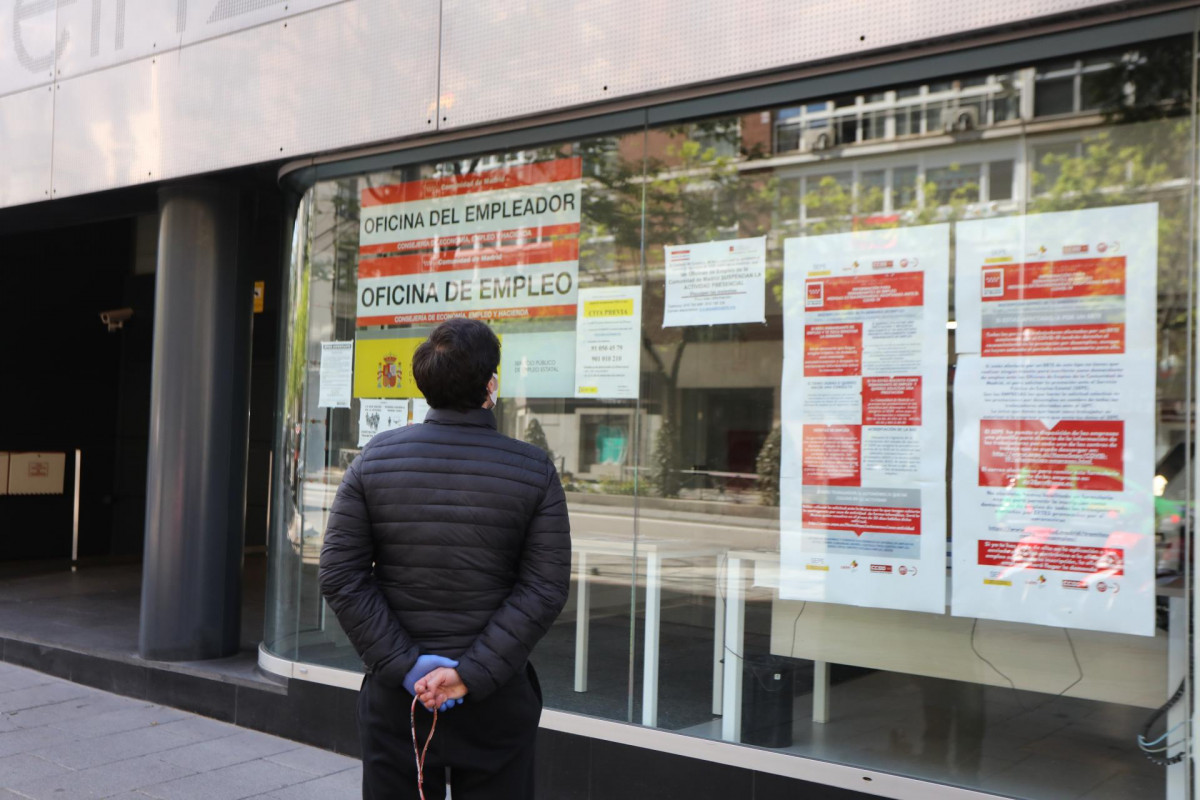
top-left (402, 655), bottom-right (463, 712)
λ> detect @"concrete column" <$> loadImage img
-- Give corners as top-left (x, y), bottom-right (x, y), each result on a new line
top-left (140, 183), bottom-right (252, 661)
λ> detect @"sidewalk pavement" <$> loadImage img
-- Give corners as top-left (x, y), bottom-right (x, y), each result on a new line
top-left (0, 661), bottom-right (362, 800)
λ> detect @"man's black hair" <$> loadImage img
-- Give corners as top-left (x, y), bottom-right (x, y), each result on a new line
top-left (412, 318), bottom-right (501, 411)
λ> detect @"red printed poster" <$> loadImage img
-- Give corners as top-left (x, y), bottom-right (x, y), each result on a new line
top-left (780, 225), bottom-right (950, 614)
top-left (953, 204), bottom-right (1157, 636)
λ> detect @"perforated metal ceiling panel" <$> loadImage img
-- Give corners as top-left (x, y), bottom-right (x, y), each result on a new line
top-left (51, 54), bottom-right (173, 198)
top-left (54, 0), bottom-right (179, 80)
top-left (161, 0), bottom-right (439, 180)
top-left (178, 0), bottom-right (345, 47)
top-left (0, 84), bottom-right (54, 206)
top-left (47, 0), bottom-right (438, 200)
top-left (48, 0), bottom-right (348, 81)
top-left (438, 0), bottom-right (1122, 128)
top-left (0, 0), bottom-right (1168, 209)
top-left (0, 1), bottom-right (58, 95)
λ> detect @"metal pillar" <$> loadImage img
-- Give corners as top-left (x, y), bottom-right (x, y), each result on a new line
top-left (139, 183), bottom-right (252, 661)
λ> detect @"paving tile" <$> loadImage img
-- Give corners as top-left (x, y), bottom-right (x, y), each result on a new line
top-left (155, 730), bottom-right (301, 772)
top-left (153, 715), bottom-right (242, 745)
top-left (0, 753), bottom-right (74, 787)
top-left (140, 758), bottom-right (313, 800)
top-left (263, 746), bottom-right (359, 777)
top-left (32, 724), bottom-right (197, 770)
top-left (0, 667), bottom-right (57, 695)
top-left (9, 753), bottom-right (195, 800)
top-left (48, 705), bottom-right (190, 739)
top-left (0, 682), bottom-right (95, 713)
top-left (7, 694), bottom-right (140, 730)
top-left (0, 725), bottom-right (80, 758)
top-left (254, 766), bottom-right (362, 800)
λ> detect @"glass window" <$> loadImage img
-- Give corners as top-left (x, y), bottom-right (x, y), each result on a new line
top-left (268, 33), bottom-right (1198, 800)
top-left (1035, 76), bottom-right (1076, 116)
top-left (802, 172), bottom-right (853, 225)
top-left (927, 163), bottom-right (982, 205)
top-left (893, 165), bottom-right (920, 210)
top-left (987, 159), bottom-right (1015, 201)
top-left (859, 169), bottom-right (887, 215)
top-left (1031, 142), bottom-right (1079, 193)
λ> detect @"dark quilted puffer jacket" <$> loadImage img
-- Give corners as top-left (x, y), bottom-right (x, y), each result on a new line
top-left (318, 407), bottom-right (571, 700)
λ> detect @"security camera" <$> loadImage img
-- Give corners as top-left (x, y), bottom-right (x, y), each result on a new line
top-left (99, 308), bottom-right (133, 332)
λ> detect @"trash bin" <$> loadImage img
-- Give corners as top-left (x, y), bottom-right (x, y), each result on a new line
top-left (741, 655), bottom-right (797, 747)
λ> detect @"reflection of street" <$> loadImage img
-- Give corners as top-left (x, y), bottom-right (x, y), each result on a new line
top-left (294, 476), bottom-right (343, 563)
top-left (293, 480), bottom-right (782, 590)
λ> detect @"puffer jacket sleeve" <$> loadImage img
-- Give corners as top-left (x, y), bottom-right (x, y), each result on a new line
top-left (454, 457), bottom-right (572, 700)
top-left (318, 456), bottom-right (419, 688)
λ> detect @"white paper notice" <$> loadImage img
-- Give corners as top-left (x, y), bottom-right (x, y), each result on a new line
top-left (779, 224), bottom-right (950, 614)
top-left (501, 331), bottom-right (576, 398)
top-left (358, 399), bottom-right (410, 446)
top-left (410, 398), bottom-right (431, 425)
top-left (952, 204), bottom-right (1157, 636)
top-left (6, 452), bottom-right (67, 495)
top-left (662, 237), bottom-right (766, 327)
top-left (318, 342), bottom-right (354, 409)
top-left (574, 286), bottom-right (642, 399)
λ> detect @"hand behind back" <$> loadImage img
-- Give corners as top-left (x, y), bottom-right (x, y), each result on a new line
top-left (415, 667), bottom-right (468, 711)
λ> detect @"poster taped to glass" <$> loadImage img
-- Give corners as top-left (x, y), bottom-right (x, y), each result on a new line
top-left (952, 203), bottom-right (1157, 636)
top-left (575, 286), bottom-right (642, 399)
top-left (662, 236), bottom-right (766, 327)
top-left (779, 224), bottom-right (949, 614)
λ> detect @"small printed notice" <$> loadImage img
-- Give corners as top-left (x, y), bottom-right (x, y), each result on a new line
top-left (779, 224), bottom-right (950, 614)
top-left (575, 286), bottom-right (642, 399)
top-left (952, 203), bottom-right (1157, 636)
top-left (410, 397), bottom-right (431, 425)
top-left (7, 452), bottom-right (66, 495)
top-left (318, 342), bottom-right (354, 409)
top-left (358, 399), bottom-right (410, 446)
top-left (662, 237), bottom-right (766, 327)
top-left (500, 331), bottom-right (576, 398)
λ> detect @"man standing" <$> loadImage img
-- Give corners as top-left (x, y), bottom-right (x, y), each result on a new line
top-left (319, 318), bottom-right (571, 799)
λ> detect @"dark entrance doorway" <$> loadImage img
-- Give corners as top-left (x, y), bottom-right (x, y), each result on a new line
top-left (0, 218), bottom-right (155, 562)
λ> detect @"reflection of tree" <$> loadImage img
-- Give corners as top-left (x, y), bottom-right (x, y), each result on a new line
top-left (523, 417), bottom-right (556, 465)
top-left (755, 427), bottom-right (781, 506)
top-left (1028, 41), bottom-right (1193, 401)
top-left (579, 125), bottom-right (780, 495)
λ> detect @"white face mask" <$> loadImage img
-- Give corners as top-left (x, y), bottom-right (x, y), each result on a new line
top-left (487, 374), bottom-right (498, 408)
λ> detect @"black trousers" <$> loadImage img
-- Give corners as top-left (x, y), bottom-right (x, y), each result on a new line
top-left (358, 663), bottom-right (542, 800)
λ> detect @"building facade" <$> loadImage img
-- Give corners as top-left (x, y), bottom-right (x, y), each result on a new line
top-left (1, 2), bottom-right (1198, 798)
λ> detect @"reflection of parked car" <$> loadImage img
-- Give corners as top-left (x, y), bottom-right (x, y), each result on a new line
top-left (1154, 443), bottom-right (1191, 577)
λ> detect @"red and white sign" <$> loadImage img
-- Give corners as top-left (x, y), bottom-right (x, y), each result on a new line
top-left (359, 158), bottom-right (582, 255)
top-left (977, 419), bottom-right (1124, 492)
top-left (780, 224), bottom-right (950, 614)
top-left (356, 239), bottom-right (578, 326)
top-left (953, 204), bottom-right (1158, 636)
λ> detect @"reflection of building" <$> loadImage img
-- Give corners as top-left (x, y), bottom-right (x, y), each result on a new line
top-left (1, 4), bottom-right (1196, 800)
